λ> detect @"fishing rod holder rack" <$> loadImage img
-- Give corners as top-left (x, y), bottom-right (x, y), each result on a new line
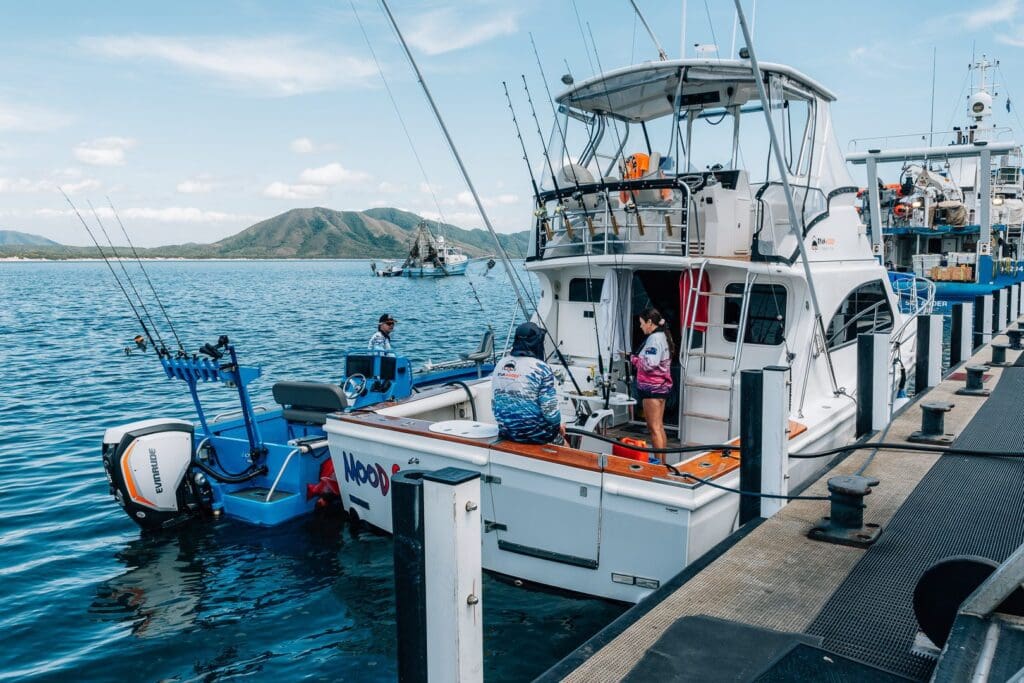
top-left (160, 344), bottom-right (265, 457)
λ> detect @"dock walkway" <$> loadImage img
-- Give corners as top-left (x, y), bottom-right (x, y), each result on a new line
top-left (546, 331), bottom-right (1024, 682)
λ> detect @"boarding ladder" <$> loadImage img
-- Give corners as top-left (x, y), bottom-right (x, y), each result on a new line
top-left (678, 260), bottom-right (757, 445)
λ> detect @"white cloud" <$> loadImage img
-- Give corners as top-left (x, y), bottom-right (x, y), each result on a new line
top-left (377, 181), bottom-right (402, 193)
top-left (290, 137), bottom-right (315, 154)
top-left (37, 206), bottom-right (255, 223)
top-left (406, 8), bottom-right (518, 56)
top-left (456, 190), bottom-right (474, 206)
top-left (0, 175), bottom-right (100, 194)
top-left (81, 35), bottom-right (379, 96)
top-left (299, 162), bottom-right (370, 185)
top-left (419, 181), bottom-right (443, 194)
top-left (0, 101), bottom-right (71, 132)
top-left (968, 0), bottom-right (1018, 28)
top-left (0, 178), bottom-right (51, 193)
top-left (848, 46), bottom-right (868, 61)
top-left (74, 137), bottom-right (136, 166)
top-left (262, 181), bottom-right (327, 199)
top-left (177, 177), bottom-right (215, 194)
top-left (494, 193), bottom-right (519, 205)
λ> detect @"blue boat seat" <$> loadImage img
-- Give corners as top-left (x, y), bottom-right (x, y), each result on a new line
top-left (272, 381), bottom-right (347, 425)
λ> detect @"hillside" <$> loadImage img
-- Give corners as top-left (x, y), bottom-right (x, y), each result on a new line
top-left (0, 207), bottom-right (530, 260)
top-left (0, 230), bottom-right (61, 246)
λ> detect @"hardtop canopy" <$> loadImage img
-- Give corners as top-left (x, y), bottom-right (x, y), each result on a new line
top-left (556, 59), bottom-right (836, 123)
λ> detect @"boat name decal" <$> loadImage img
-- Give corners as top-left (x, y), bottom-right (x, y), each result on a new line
top-left (148, 448), bottom-right (163, 494)
top-left (341, 451), bottom-right (390, 496)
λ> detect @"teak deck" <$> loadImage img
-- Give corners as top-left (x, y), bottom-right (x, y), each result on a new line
top-left (333, 412), bottom-right (807, 485)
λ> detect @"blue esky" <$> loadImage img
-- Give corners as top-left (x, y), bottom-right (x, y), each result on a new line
top-left (2, 0), bottom-right (1024, 246)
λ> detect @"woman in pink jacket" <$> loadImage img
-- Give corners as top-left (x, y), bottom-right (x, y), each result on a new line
top-left (628, 307), bottom-right (675, 452)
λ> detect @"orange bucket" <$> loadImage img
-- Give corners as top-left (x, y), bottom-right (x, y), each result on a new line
top-left (613, 437), bottom-right (649, 462)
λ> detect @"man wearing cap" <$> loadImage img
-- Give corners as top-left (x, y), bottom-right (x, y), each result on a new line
top-left (369, 314), bottom-right (397, 351)
top-left (492, 322), bottom-right (565, 444)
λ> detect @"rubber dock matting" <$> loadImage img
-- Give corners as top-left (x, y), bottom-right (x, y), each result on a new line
top-left (805, 366), bottom-right (1024, 679)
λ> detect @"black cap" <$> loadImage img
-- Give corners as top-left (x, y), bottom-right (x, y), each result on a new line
top-left (378, 313), bottom-right (397, 324)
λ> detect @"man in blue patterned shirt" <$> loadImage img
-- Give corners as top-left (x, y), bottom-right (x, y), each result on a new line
top-left (492, 322), bottom-right (565, 444)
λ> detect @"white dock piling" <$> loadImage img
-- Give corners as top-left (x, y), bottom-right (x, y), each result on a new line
top-left (423, 468), bottom-right (483, 683)
top-left (915, 314), bottom-right (943, 391)
top-left (951, 303), bottom-right (973, 367)
top-left (759, 366), bottom-right (790, 519)
top-left (857, 332), bottom-right (891, 435)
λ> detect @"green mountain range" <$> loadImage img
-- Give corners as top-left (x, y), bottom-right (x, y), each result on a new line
top-left (0, 230), bottom-right (62, 247)
top-left (0, 207), bottom-right (529, 259)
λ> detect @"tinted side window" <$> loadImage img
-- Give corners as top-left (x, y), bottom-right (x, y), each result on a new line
top-left (568, 278), bottom-right (604, 303)
top-left (826, 280), bottom-right (894, 350)
top-left (723, 284), bottom-right (787, 345)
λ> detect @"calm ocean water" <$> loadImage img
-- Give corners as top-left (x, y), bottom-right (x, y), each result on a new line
top-left (0, 260), bottom-right (623, 682)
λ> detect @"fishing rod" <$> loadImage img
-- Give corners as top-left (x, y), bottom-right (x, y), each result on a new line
top-left (378, 0), bottom-right (532, 323)
top-left (528, 35), bottom-right (609, 403)
top-left (521, 74), bottom-right (575, 242)
top-left (108, 197), bottom-right (186, 355)
top-left (87, 200), bottom-right (168, 355)
top-left (627, 0), bottom-right (668, 61)
top-left (59, 188), bottom-right (158, 354)
top-left (502, 80), bottom-right (553, 242)
top-left (378, 0), bottom-right (589, 412)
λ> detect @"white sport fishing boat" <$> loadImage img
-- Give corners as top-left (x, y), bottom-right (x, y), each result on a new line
top-left (326, 50), bottom-right (928, 600)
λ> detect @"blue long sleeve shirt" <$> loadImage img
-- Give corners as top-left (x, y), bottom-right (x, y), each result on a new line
top-left (491, 354), bottom-right (561, 443)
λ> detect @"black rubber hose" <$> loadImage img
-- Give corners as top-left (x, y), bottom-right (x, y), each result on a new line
top-left (193, 458), bottom-right (268, 484)
top-left (445, 381), bottom-right (478, 421)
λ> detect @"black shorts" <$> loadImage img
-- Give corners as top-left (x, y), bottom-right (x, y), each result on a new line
top-left (635, 387), bottom-right (671, 401)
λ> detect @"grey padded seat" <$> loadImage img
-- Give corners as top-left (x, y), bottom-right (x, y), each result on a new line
top-left (460, 330), bottom-right (494, 378)
top-left (272, 381), bottom-right (348, 425)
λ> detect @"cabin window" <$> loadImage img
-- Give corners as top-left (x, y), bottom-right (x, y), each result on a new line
top-left (568, 278), bottom-right (604, 303)
top-left (723, 284), bottom-right (787, 345)
top-left (826, 280), bottom-right (894, 350)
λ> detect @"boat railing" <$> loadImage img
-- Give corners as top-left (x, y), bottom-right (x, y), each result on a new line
top-left (533, 176), bottom-right (697, 259)
top-left (848, 126), bottom-right (1016, 150)
top-left (889, 271), bottom-right (936, 317)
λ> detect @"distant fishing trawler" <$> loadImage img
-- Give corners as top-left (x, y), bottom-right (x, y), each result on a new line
top-left (371, 221), bottom-right (469, 277)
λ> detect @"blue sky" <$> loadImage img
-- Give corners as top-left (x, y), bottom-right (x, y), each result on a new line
top-left (3, 0), bottom-right (1024, 246)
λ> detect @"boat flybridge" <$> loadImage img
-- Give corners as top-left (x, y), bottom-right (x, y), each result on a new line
top-left (323, 59), bottom-right (929, 602)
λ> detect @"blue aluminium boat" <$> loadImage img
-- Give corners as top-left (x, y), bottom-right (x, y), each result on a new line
top-left (102, 336), bottom-right (493, 531)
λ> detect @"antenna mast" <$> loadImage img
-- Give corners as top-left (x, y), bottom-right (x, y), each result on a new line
top-left (628, 0), bottom-right (668, 61)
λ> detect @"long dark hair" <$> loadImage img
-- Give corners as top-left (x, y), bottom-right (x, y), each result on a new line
top-left (639, 307), bottom-right (676, 358)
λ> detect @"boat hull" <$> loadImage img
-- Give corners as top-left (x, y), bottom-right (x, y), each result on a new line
top-left (324, 402), bottom-right (858, 603)
top-left (403, 260), bottom-right (469, 277)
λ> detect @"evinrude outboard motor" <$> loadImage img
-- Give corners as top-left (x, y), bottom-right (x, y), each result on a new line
top-left (102, 418), bottom-right (208, 531)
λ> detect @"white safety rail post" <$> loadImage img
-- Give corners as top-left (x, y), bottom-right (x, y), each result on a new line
top-left (423, 468), bottom-right (483, 683)
top-left (915, 314), bottom-right (944, 391)
top-left (950, 302), bottom-right (974, 367)
top-left (760, 366), bottom-right (790, 518)
top-left (997, 287), bottom-right (1009, 333)
top-left (976, 294), bottom-right (994, 346)
top-left (857, 332), bottom-right (892, 436)
top-left (1012, 284), bottom-right (1020, 324)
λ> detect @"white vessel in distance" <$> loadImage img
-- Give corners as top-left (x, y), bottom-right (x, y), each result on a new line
top-left (326, 58), bottom-right (927, 602)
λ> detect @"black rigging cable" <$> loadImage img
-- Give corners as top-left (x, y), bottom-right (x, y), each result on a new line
top-left (59, 188), bottom-right (158, 353)
top-left (107, 197), bottom-right (186, 355)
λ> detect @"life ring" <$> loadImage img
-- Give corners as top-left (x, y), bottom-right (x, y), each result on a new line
top-left (893, 203), bottom-right (910, 219)
top-left (679, 268), bottom-right (711, 333)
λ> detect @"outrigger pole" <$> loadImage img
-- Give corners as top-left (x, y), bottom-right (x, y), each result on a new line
top-left (379, 0), bottom-right (531, 322)
top-left (732, 0), bottom-right (837, 391)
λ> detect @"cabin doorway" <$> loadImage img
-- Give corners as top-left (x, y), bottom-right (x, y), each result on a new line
top-left (630, 270), bottom-right (682, 427)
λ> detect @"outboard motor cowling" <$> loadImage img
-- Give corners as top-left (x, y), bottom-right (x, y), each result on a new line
top-left (102, 418), bottom-right (202, 531)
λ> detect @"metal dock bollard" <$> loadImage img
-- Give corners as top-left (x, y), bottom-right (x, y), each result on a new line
top-left (1008, 329), bottom-right (1023, 351)
top-left (808, 475), bottom-right (882, 547)
top-left (991, 342), bottom-right (1009, 366)
top-left (908, 401), bottom-right (956, 445)
top-left (956, 365), bottom-right (991, 397)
